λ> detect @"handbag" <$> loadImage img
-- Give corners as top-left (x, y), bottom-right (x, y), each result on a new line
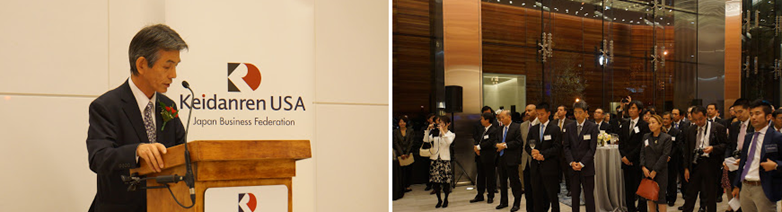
top-left (636, 178), bottom-right (660, 201)
top-left (419, 142), bottom-right (432, 157)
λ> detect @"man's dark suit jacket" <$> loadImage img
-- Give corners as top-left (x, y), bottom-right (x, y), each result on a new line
top-left (497, 122), bottom-right (523, 166)
top-left (665, 127), bottom-right (683, 160)
top-left (86, 81), bottom-right (186, 212)
top-left (594, 120), bottom-right (612, 134)
top-left (733, 125), bottom-right (782, 202)
top-left (619, 118), bottom-right (649, 167)
top-left (563, 121), bottom-right (599, 176)
top-left (526, 121), bottom-right (562, 177)
top-left (479, 124), bottom-right (500, 163)
top-left (682, 121), bottom-right (727, 172)
top-left (727, 120), bottom-right (753, 158)
top-left (555, 118), bottom-right (574, 133)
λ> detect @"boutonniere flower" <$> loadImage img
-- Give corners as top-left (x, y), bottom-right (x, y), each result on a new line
top-left (158, 100), bottom-right (179, 131)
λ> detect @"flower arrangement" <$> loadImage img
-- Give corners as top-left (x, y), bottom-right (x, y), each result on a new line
top-left (597, 131), bottom-right (612, 146)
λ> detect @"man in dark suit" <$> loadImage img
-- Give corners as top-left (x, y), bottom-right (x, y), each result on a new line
top-left (619, 100), bottom-right (649, 212)
top-left (495, 110), bottom-right (524, 211)
top-left (732, 100), bottom-right (782, 212)
top-left (563, 101), bottom-right (598, 212)
top-left (682, 106), bottom-right (727, 212)
top-left (662, 111), bottom-right (683, 206)
top-left (86, 24), bottom-right (188, 212)
top-left (555, 105), bottom-right (575, 195)
top-left (672, 108), bottom-right (691, 130)
top-left (527, 102), bottom-right (562, 212)
top-left (672, 107), bottom-right (692, 203)
top-left (472, 111), bottom-right (499, 203)
top-left (593, 107), bottom-right (611, 134)
top-left (707, 103), bottom-right (725, 125)
top-left (724, 98), bottom-right (752, 211)
top-left (519, 104), bottom-right (539, 212)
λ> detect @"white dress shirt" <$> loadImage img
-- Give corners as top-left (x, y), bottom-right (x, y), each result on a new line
top-left (476, 124), bottom-right (492, 150)
top-left (744, 124), bottom-right (769, 181)
top-left (129, 78), bottom-right (157, 127)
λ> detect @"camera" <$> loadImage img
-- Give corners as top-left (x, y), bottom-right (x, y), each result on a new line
top-left (731, 149), bottom-right (741, 159)
top-left (692, 148), bottom-right (705, 164)
top-left (621, 98), bottom-right (629, 104)
top-left (430, 124), bottom-right (440, 136)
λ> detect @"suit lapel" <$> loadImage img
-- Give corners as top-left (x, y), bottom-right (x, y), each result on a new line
top-left (761, 126), bottom-right (775, 159)
top-left (155, 94), bottom-right (164, 143)
top-left (120, 82), bottom-right (150, 144)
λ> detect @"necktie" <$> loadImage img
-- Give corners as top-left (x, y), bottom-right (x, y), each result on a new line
top-left (740, 132), bottom-right (762, 182)
top-left (629, 121), bottom-right (635, 137)
top-left (501, 126), bottom-right (508, 156)
top-left (697, 126), bottom-right (704, 149)
top-left (577, 124), bottom-right (583, 136)
top-left (540, 124), bottom-right (545, 142)
top-left (143, 101), bottom-right (156, 143)
top-left (674, 122), bottom-right (679, 129)
top-left (737, 123), bottom-right (747, 150)
top-left (559, 120), bottom-right (563, 130)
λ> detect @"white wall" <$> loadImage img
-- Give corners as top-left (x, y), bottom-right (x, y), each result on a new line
top-left (0, 0), bottom-right (389, 211)
top-left (314, 0), bottom-right (389, 211)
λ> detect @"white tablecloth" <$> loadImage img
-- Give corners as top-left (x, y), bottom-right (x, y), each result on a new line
top-left (594, 145), bottom-right (626, 212)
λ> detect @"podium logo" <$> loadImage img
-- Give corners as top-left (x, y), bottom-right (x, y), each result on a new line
top-left (228, 63), bottom-right (262, 92)
top-left (238, 193), bottom-right (257, 212)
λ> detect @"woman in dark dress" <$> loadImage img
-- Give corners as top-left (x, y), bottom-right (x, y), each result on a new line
top-left (393, 116), bottom-right (415, 192)
top-left (640, 114), bottom-right (672, 212)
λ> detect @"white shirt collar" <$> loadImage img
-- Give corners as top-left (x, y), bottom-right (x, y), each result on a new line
top-left (485, 124), bottom-right (492, 131)
top-left (129, 78), bottom-right (157, 114)
top-left (577, 119), bottom-right (585, 126)
top-left (531, 117), bottom-right (540, 126)
top-left (540, 120), bottom-right (549, 127)
top-left (740, 119), bottom-right (749, 127)
top-left (631, 116), bottom-right (640, 124)
top-left (757, 123), bottom-right (770, 134)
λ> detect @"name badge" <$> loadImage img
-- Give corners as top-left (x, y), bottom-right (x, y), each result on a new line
top-left (544, 135), bottom-right (552, 141)
top-left (563, 128), bottom-right (567, 132)
top-left (484, 135), bottom-right (489, 139)
top-left (634, 126), bottom-right (640, 134)
top-left (766, 144), bottom-right (778, 153)
top-left (600, 130), bottom-right (606, 134)
top-left (644, 139), bottom-right (649, 147)
top-left (672, 137), bottom-right (676, 141)
top-left (584, 134), bottom-right (591, 140)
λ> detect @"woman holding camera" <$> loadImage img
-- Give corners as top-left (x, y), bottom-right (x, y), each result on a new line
top-left (641, 114), bottom-right (673, 212)
top-left (423, 116), bottom-right (455, 208)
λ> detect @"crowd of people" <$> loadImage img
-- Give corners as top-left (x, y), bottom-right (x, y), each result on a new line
top-left (393, 97), bottom-right (782, 212)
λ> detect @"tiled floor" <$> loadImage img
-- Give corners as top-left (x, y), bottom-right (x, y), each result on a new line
top-left (393, 183), bottom-right (735, 212)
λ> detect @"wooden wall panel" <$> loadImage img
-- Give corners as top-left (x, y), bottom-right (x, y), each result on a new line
top-left (392, 0), bottom-right (432, 118)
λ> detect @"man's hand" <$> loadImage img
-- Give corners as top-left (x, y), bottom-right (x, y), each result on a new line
top-left (136, 143), bottom-right (167, 172)
top-left (761, 158), bottom-right (777, 171)
top-left (732, 187), bottom-right (740, 200)
top-left (667, 156), bottom-right (671, 162)
top-left (642, 166), bottom-right (650, 178)
top-left (622, 156), bottom-right (633, 165)
top-left (735, 158), bottom-right (741, 165)
top-left (704, 146), bottom-right (714, 154)
top-left (650, 171), bottom-right (657, 179)
top-left (723, 162), bottom-right (729, 170)
top-left (496, 143), bottom-right (507, 152)
top-left (684, 168), bottom-right (690, 182)
top-left (474, 146), bottom-right (480, 155)
top-left (535, 154), bottom-right (545, 161)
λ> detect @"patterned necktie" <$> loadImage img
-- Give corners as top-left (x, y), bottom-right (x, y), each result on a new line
top-left (577, 124), bottom-right (583, 136)
top-left (697, 126), bottom-right (704, 149)
top-left (740, 132), bottom-right (762, 182)
top-left (629, 120), bottom-right (635, 137)
top-left (143, 101), bottom-right (156, 143)
top-left (501, 126), bottom-right (508, 156)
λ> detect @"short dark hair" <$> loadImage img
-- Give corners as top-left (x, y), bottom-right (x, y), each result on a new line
top-left (732, 98), bottom-right (750, 109)
top-left (647, 105), bottom-right (657, 112)
top-left (707, 103), bottom-right (719, 111)
top-left (594, 107), bottom-right (604, 113)
top-left (749, 99), bottom-right (773, 115)
top-left (129, 24), bottom-right (189, 75)
top-left (481, 112), bottom-right (495, 123)
top-left (398, 116), bottom-right (409, 125)
top-left (426, 113), bottom-right (436, 120)
top-left (481, 106), bottom-right (494, 114)
top-left (558, 105), bottom-right (568, 110)
top-left (573, 101), bottom-right (588, 112)
top-left (672, 108), bottom-right (681, 114)
top-left (662, 111), bottom-right (672, 118)
top-left (691, 105), bottom-right (708, 116)
top-left (643, 110), bottom-right (656, 116)
top-left (628, 100), bottom-right (644, 111)
top-left (773, 109), bottom-right (782, 118)
top-left (537, 102), bottom-right (551, 113)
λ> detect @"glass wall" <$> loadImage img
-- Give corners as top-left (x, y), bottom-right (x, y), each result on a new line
top-left (742, 0), bottom-right (782, 103)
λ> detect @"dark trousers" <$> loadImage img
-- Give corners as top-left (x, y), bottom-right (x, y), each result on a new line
top-left (498, 156), bottom-right (522, 207)
top-left (532, 171), bottom-right (560, 212)
top-left (401, 164), bottom-right (412, 189)
top-left (667, 153), bottom-right (681, 202)
top-left (571, 173), bottom-right (595, 212)
top-left (682, 159), bottom-right (718, 212)
top-left (475, 154), bottom-right (496, 199)
top-left (561, 149), bottom-right (572, 192)
top-left (623, 164), bottom-right (647, 212)
top-left (523, 164), bottom-right (535, 212)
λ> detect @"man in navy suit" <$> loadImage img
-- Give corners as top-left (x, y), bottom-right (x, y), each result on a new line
top-left (86, 24), bottom-right (188, 212)
top-left (732, 100), bottom-right (782, 212)
top-left (593, 107), bottom-right (611, 134)
top-left (661, 111), bottom-right (683, 206)
top-left (527, 102), bottom-right (562, 212)
top-left (563, 101), bottom-right (598, 212)
top-left (496, 110), bottom-right (524, 211)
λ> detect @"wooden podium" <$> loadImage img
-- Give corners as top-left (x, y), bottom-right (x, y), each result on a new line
top-left (130, 140), bottom-right (311, 212)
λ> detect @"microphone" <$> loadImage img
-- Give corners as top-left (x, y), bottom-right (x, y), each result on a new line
top-left (181, 81), bottom-right (196, 203)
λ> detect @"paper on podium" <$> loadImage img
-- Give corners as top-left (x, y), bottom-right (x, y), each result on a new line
top-left (728, 197), bottom-right (740, 210)
top-left (725, 158), bottom-right (739, 171)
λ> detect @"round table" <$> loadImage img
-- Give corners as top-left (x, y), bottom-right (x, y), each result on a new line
top-left (593, 145), bottom-right (626, 212)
